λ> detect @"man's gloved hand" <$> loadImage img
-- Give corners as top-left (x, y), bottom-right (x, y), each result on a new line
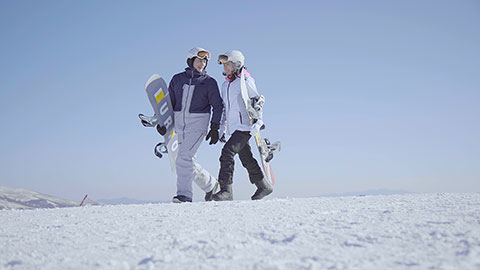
top-left (206, 123), bottom-right (219, 145)
top-left (156, 125), bottom-right (167, 136)
top-left (250, 119), bottom-right (264, 137)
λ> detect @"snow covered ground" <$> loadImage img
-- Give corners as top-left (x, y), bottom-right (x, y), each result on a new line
top-left (1, 193), bottom-right (479, 270)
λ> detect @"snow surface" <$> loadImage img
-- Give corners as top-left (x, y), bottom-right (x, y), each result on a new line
top-left (1, 193), bottom-right (479, 270)
top-left (0, 186), bottom-right (77, 210)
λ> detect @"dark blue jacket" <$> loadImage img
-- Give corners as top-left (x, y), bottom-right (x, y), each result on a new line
top-left (168, 68), bottom-right (223, 125)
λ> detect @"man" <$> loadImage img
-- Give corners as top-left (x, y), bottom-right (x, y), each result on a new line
top-left (167, 47), bottom-right (223, 203)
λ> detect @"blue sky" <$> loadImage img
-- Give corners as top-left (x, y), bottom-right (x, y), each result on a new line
top-left (1, 0), bottom-right (479, 202)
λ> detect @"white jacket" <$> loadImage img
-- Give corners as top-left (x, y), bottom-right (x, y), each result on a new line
top-left (219, 71), bottom-right (262, 136)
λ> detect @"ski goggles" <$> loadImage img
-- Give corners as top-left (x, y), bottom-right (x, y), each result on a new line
top-left (217, 54), bottom-right (230, 64)
top-left (196, 51), bottom-right (211, 59)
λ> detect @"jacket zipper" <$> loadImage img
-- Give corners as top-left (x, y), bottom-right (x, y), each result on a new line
top-left (183, 73), bottom-right (193, 139)
top-left (226, 82), bottom-right (232, 134)
top-left (189, 133), bottom-right (204, 151)
top-left (227, 82), bottom-right (231, 111)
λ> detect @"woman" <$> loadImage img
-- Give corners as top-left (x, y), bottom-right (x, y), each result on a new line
top-left (213, 50), bottom-right (273, 201)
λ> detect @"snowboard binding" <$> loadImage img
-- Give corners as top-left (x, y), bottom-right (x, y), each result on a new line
top-left (261, 138), bottom-right (281, 163)
top-left (247, 95), bottom-right (265, 120)
top-left (138, 113), bottom-right (158, 127)
top-left (154, 142), bottom-right (168, 159)
top-left (139, 113), bottom-right (169, 159)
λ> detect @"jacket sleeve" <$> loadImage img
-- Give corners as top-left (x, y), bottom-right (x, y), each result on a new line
top-left (208, 78), bottom-right (224, 125)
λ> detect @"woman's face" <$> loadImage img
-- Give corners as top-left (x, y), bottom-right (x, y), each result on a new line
top-left (223, 62), bottom-right (234, 75)
top-left (193, 57), bottom-right (207, 72)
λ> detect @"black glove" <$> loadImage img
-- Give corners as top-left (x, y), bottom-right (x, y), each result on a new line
top-left (156, 125), bottom-right (167, 136)
top-left (206, 123), bottom-right (219, 145)
top-left (219, 133), bottom-right (226, 143)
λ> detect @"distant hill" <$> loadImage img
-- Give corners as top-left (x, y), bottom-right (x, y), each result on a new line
top-left (97, 197), bottom-right (164, 205)
top-left (0, 185), bottom-right (78, 210)
top-left (323, 189), bottom-right (411, 197)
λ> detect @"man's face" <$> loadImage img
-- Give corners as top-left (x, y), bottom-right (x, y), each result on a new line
top-left (193, 57), bottom-right (207, 72)
top-left (223, 62), bottom-right (234, 75)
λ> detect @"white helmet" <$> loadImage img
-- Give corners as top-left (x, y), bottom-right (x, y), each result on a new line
top-left (186, 47), bottom-right (211, 67)
top-left (217, 50), bottom-right (245, 70)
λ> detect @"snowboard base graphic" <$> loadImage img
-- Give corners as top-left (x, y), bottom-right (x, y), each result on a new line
top-left (139, 74), bottom-right (178, 173)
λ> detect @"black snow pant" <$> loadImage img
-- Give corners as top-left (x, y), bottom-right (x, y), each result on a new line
top-left (218, 131), bottom-right (264, 185)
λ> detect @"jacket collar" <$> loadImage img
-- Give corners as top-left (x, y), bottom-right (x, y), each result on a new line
top-left (226, 68), bottom-right (250, 82)
top-left (185, 67), bottom-right (206, 78)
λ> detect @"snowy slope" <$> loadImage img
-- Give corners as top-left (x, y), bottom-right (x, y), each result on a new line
top-left (0, 185), bottom-right (77, 210)
top-left (1, 193), bottom-right (479, 270)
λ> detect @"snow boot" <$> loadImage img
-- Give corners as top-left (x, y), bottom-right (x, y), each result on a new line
top-left (212, 184), bottom-right (233, 201)
top-left (172, 195), bottom-right (192, 203)
top-left (205, 182), bottom-right (219, 201)
top-left (251, 178), bottom-right (273, 200)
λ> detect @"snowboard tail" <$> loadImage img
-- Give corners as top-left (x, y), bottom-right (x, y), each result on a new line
top-left (253, 133), bottom-right (277, 185)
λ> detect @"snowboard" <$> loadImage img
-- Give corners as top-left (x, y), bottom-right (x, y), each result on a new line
top-left (139, 74), bottom-right (178, 173)
top-left (239, 70), bottom-right (281, 185)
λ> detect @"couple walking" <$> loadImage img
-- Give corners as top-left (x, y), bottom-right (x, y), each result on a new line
top-left (166, 47), bottom-right (272, 203)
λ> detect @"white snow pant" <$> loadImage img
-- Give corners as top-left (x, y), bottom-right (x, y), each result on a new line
top-left (176, 131), bottom-right (217, 199)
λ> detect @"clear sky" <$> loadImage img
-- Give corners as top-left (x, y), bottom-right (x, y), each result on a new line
top-left (1, 0), bottom-right (479, 202)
